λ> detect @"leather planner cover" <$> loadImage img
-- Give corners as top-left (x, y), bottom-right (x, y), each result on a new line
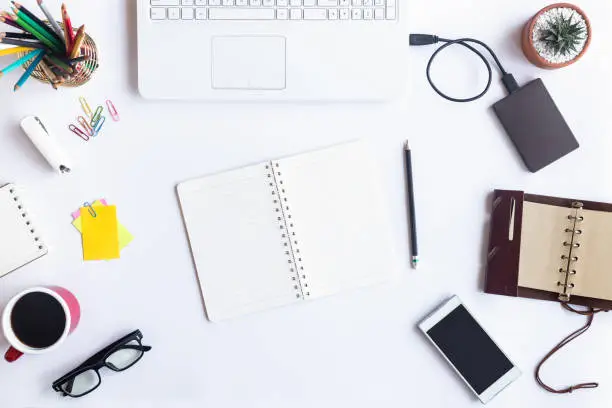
top-left (485, 189), bottom-right (612, 309)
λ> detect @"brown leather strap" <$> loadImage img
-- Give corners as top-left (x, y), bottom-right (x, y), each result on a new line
top-left (535, 303), bottom-right (608, 394)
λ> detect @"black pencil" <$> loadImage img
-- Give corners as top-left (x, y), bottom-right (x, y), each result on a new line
top-left (0, 33), bottom-right (47, 49)
top-left (4, 31), bottom-right (35, 39)
top-left (404, 140), bottom-right (419, 269)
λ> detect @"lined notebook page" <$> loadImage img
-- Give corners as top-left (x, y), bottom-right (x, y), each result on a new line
top-left (276, 141), bottom-right (398, 300)
top-left (0, 184), bottom-right (47, 277)
top-left (178, 164), bottom-right (299, 322)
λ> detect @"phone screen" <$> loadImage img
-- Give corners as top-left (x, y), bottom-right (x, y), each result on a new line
top-left (426, 304), bottom-right (514, 395)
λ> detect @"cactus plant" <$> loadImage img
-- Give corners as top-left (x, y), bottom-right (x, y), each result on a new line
top-left (539, 12), bottom-right (586, 57)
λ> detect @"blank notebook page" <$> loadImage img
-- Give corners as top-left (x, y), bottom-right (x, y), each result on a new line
top-left (178, 164), bottom-right (299, 322)
top-left (0, 184), bottom-right (47, 277)
top-left (572, 209), bottom-right (612, 300)
top-left (178, 140), bottom-right (398, 322)
top-left (275, 141), bottom-right (397, 299)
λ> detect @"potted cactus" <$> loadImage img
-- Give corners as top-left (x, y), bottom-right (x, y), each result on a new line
top-left (522, 3), bottom-right (591, 69)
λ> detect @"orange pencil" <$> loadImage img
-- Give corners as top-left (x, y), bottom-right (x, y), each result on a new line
top-left (61, 3), bottom-right (74, 54)
top-left (69, 24), bottom-right (84, 59)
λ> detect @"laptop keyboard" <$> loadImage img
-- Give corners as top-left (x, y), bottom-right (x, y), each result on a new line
top-left (150, 0), bottom-right (396, 21)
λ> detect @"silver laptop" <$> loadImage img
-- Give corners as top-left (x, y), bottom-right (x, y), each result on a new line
top-left (136, 0), bottom-right (405, 101)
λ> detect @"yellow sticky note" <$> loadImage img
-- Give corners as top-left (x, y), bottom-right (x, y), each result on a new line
top-left (81, 205), bottom-right (120, 261)
top-left (73, 201), bottom-right (134, 251)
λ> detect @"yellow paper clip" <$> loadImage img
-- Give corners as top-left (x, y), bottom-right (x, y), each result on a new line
top-left (79, 96), bottom-right (93, 118)
top-left (91, 106), bottom-right (103, 126)
top-left (78, 116), bottom-right (94, 136)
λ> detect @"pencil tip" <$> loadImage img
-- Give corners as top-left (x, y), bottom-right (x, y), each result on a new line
top-left (13, 85), bottom-right (20, 91)
top-left (411, 257), bottom-right (419, 269)
top-left (404, 140), bottom-right (410, 150)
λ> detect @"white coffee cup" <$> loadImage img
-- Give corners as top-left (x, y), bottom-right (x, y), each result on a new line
top-left (2, 286), bottom-right (81, 362)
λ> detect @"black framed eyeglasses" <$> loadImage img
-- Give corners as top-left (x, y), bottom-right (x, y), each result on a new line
top-left (52, 330), bottom-right (152, 398)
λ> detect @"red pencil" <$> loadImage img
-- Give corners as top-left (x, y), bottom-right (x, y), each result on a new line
top-left (61, 3), bottom-right (74, 53)
top-left (0, 13), bottom-right (21, 30)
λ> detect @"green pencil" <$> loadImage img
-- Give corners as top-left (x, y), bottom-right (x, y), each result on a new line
top-left (13, 9), bottom-right (61, 50)
top-left (45, 54), bottom-right (73, 73)
top-left (12, 1), bottom-right (63, 45)
top-left (10, 13), bottom-right (58, 52)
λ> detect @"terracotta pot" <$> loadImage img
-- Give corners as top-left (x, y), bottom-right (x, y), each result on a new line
top-left (521, 3), bottom-right (591, 69)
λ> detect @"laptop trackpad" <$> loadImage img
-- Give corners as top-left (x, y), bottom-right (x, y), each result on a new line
top-left (212, 36), bottom-right (286, 90)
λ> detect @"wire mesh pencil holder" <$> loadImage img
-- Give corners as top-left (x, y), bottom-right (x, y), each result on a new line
top-left (17, 21), bottom-right (99, 88)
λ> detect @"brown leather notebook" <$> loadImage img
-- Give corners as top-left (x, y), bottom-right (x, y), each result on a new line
top-left (485, 190), bottom-right (612, 309)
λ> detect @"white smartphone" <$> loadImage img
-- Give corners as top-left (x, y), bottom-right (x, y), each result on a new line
top-left (418, 296), bottom-right (521, 404)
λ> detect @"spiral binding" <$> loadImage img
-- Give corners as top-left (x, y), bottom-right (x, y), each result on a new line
top-left (557, 201), bottom-right (584, 302)
top-left (8, 186), bottom-right (45, 252)
top-left (266, 163), bottom-right (310, 299)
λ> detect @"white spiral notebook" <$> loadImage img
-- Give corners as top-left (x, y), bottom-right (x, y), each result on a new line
top-left (0, 184), bottom-right (47, 277)
top-left (178, 140), bottom-right (399, 321)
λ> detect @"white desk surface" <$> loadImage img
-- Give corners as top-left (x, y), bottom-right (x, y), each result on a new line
top-left (1, 0), bottom-right (611, 406)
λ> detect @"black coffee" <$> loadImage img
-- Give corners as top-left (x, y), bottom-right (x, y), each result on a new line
top-left (11, 292), bottom-right (66, 349)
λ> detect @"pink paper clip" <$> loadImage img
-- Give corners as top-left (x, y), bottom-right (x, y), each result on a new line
top-left (106, 99), bottom-right (120, 122)
top-left (69, 124), bottom-right (89, 141)
top-left (77, 116), bottom-right (94, 136)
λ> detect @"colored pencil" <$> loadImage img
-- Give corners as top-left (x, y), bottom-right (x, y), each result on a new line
top-left (4, 31), bottom-right (34, 39)
top-left (48, 52), bottom-right (71, 65)
top-left (61, 3), bottom-right (73, 52)
top-left (38, 59), bottom-right (58, 88)
top-left (0, 48), bottom-right (41, 76)
top-left (12, 8), bottom-right (61, 49)
top-left (47, 62), bottom-right (65, 77)
top-left (45, 53), bottom-right (73, 73)
top-left (36, 0), bottom-right (64, 42)
top-left (0, 33), bottom-right (46, 49)
top-left (9, 13), bottom-right (59, 51)
top-left (0, 12), bottom-right (21, 29)
top-left (0, 14), bottom-right (20, 29)
top-left (12, 2), bottom-right (62, 44)
top-left (14, 48), bottom-right (44, 90)
top-left (0, 46), bottom-right (31, 56)
top-left (69, 24), bottom-right (84, 59)
top-left (68, 54), bottom-right (88, 64)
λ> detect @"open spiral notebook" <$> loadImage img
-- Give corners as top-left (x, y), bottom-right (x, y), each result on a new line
top-left (177, 140), bottom-right (399, 321)
top-left (0, 184), bottom-right (47, 277)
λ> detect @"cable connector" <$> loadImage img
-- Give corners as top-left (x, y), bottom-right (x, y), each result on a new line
top-left (502, 73), bottom-right (519, 94)
top-left (409, 34), bottom-right (439, 46)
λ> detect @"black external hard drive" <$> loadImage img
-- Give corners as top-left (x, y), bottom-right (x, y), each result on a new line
top-left (493, 78), bottom-right (579, 172)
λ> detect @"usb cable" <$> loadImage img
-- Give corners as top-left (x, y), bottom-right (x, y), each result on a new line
top-left (410, 34), bottom-right (519, 102)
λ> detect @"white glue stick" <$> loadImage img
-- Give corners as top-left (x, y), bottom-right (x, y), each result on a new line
top-left (20, 116), bottom-right (72, 174)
